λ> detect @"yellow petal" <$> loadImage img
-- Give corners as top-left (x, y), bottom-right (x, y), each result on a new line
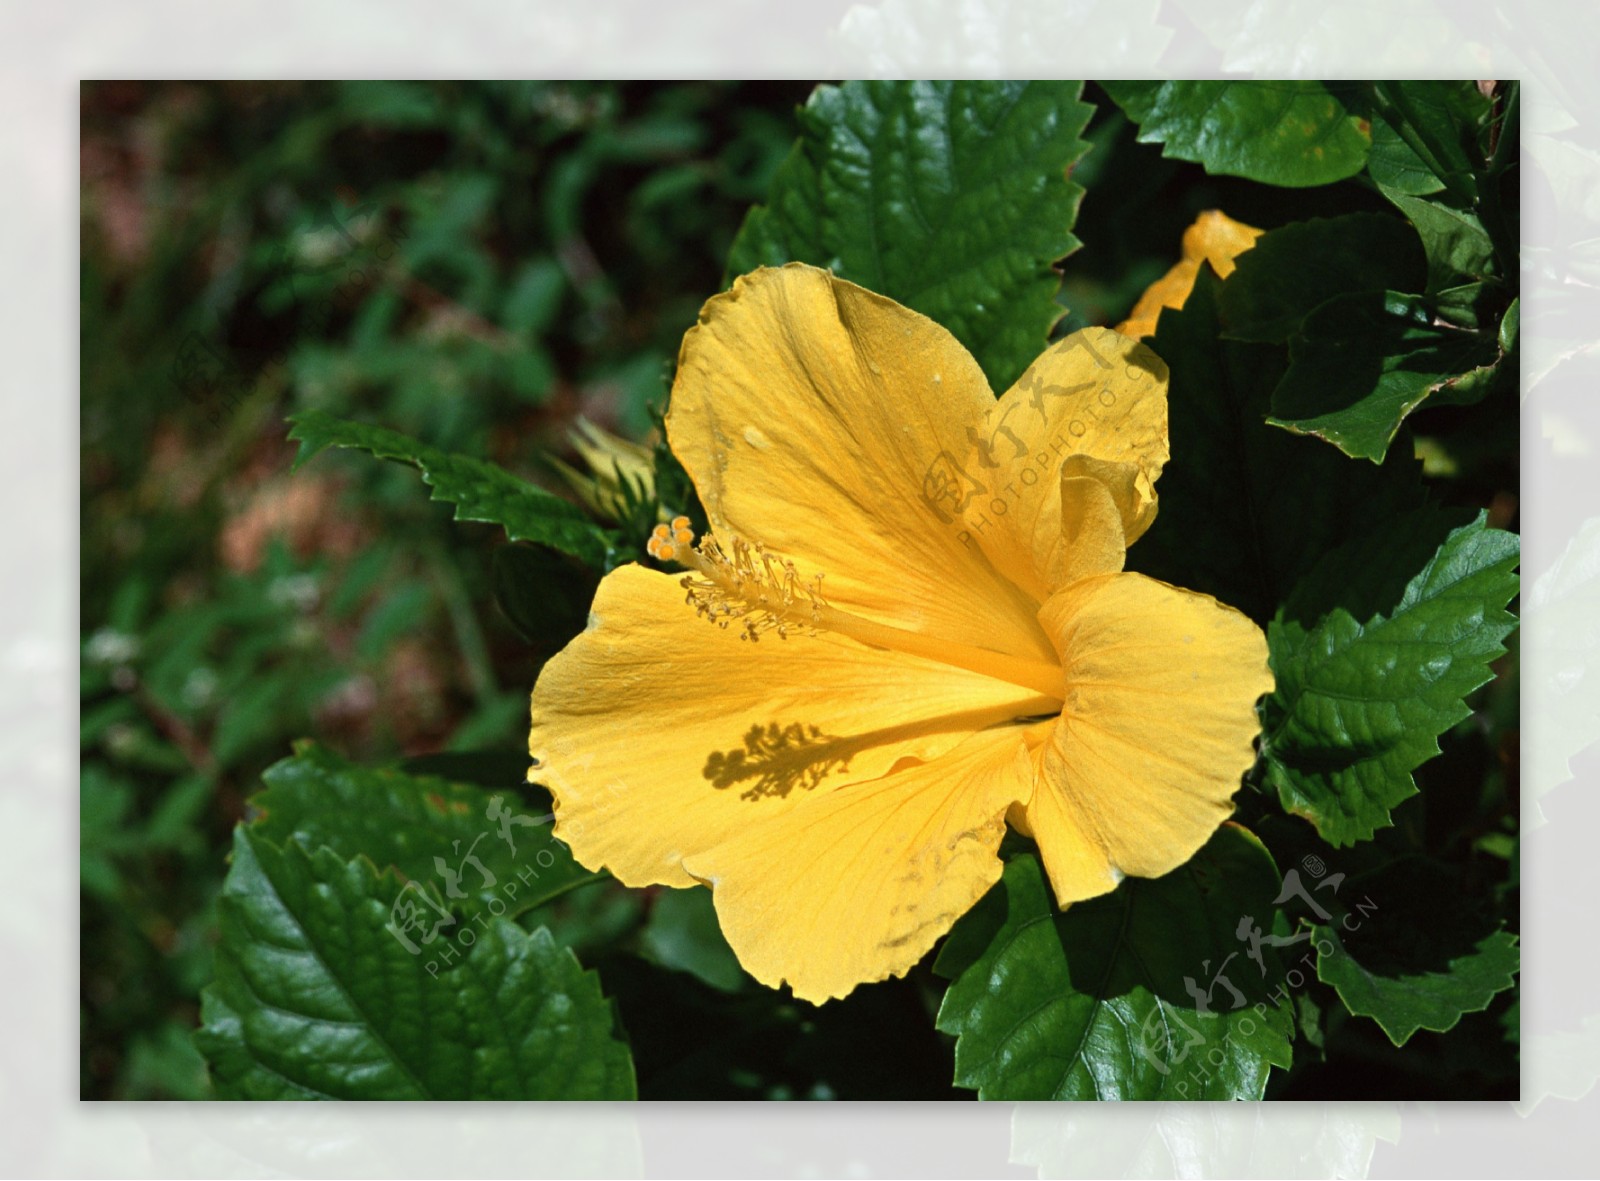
top-left (666, 263), bottom-right (1054, 664)
top-left (683, 725), bottom-right (1034, 1004)
top-left (1115, 210), bottom-right (1263, 339)
top-left (1025, 572), bottom-right (1273, 906)
top-left (960, 328), bottom-right (1169, 601)
top-left (529, 564), bottom-right (1051, 889)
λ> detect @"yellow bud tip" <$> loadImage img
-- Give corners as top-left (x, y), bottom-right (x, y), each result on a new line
top-left (652, 524), bottom-right (670, 540)
top-left (670, 515), bottom-right (690, 532)
top-left (657, 543), bottom-right (676, 562)
top-left (674, 528), bottom-right (693, 545)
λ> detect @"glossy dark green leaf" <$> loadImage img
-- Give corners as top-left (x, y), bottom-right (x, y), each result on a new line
top-left (1366, 114), bottom-right (1446, 196)
top-left (490, 542), bottom-right (598, 647)
top-left (1427, 294), bottom-right (1518, 407)
top-left (935, 829), bottom-right (1294, 1100)
top-left (1262, 510), bottom-right (1520, 846)
top-left (1127, 267), bottom-right (1424, 626)
top-left (287, 408), bottom-right (614, 567)
top-left (254, 742), bottom-right (598, 918)
top-left (197, 829), bottom-right (635, 1099)
top-left (1429, 282), bottom-right (1497, 332)
top-left (1268, 291), bottom-right (1502, 461)
top-left (1499, 297), bottom-right (1519, 355)
top-left (1103, 81), bottom-right (1370, 187)
top-left (1310, 858), bottom-right (1517, 1046)
top-left (1371, 81), bottom-right (1490, 206)
top-left (1217, 213), bottom-right (1425, 342)
top-left (727, 81), bottom-right (1094, 390)
top-left (638, 886), bottom-right (747, 993)
top-left (1318, 925), bottom-right (1518, 1048)
top-left (1381, 189), bottom-right (1497, 291)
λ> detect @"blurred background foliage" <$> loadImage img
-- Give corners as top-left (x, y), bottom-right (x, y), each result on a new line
top-left (81, 80), bottom-right (1517, 1100)
top-left (80, 80), bottom-right (813, 1099)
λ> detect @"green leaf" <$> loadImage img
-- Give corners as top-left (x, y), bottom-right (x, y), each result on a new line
top-left (501, 257), bottom-right (567, 336)
top-left (1102, 81), bottom-right (1370, 188)
top-left (726, 80), bottom-right (1094, 391)
top-left (287, 408), bottom-right (613, 567)
top-left (1127, 266), bottom-right (1423, 626)
top-left (1318, 926), bottom-right (1518, 1048)
top-left (637, 886), bottom-right (747, 993)
top-left (1262, 509), bottom-right (1520, 846)
top-left (1366, 114), bottom-right (1446, 196)
top-left (1217, 213), bottom-right (1426, 342)
top-left (1429, 281), bottom-right (1498, 332)
top-left (1268, 290), bottom-right (1502, 462)
top-left (81, 765), bottom-right (137, 899)
top-left (143, 771), bottom-right (214, 852)
top-left (935, 828), bottom-right (1294, 1100)
top-left (254, 742), bottom-right (599, 918)
top-left (490, 542), bottom-right (597, 648)
top-left (1426, 295), bottom-right (1518, 406)
top-left (124, 1020), bottom-right (211, 1100)
top-left (1311, 858), bottom-right (1518, 1046)
top-left (197, 828), bottom-right (635, 1099)
top-left (1381, 189), bottom-right (1497, 291)
top-left (1371, 81), bottom-right (1490, 207)
top-left (1499, 296), bottom-right (1519, 355)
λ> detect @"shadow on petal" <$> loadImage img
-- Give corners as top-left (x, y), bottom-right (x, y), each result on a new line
top-left (699, 708), bottom-right (1046, 803)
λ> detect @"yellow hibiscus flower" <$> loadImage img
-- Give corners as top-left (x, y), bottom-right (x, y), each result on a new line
top-left (1116, 210), bottom-right (1263, 339)
top-left (528, 263), bottom-right (1271, 1004)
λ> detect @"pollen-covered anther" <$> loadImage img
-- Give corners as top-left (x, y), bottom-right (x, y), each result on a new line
top-left (647, 522), bottom-right (680, 562)
top-left (675, 533), bottom-right (827, 642)
top-left (649, 516), bottom-right (704, 563)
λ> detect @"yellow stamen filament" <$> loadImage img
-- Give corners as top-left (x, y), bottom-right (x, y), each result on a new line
top-left (667, 527), bottom-right (1065, 701)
